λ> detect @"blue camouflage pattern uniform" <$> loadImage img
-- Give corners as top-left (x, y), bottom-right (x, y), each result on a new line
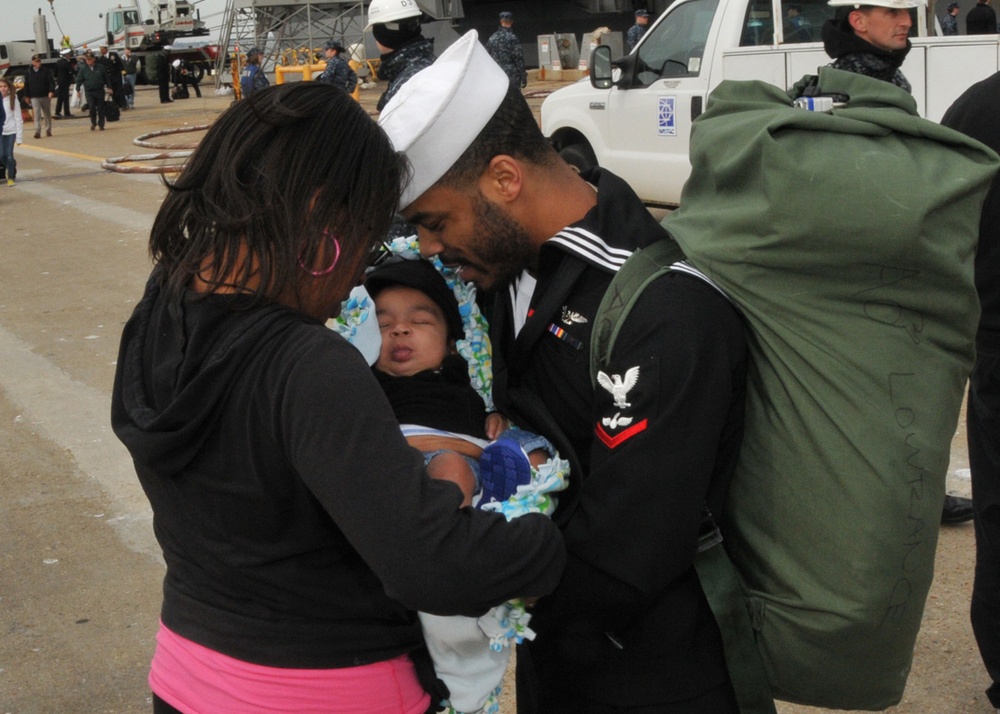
top-left (626, 22), bottom-right (648, 52)
top-left (376, 36), bottom-right (436, 112)
top-left (240, 63), bottom-right (269, 99)
top-left (319, 54), bottom-right (358, 94)
top-left (941, 12), bottom-right (959, 34)
top-left (486, 26), bottom-right (527, 89)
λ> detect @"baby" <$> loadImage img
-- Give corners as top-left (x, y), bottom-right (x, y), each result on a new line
top-left (367, 258), bottom-right (556, 713)
top-left (367, 258), bottom-right (548, 508)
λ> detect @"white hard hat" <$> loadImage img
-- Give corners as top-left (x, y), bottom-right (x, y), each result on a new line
top-left (366, 0), bottom-right (422, 29)
top-left (828, 0), bottom-right (923, 7)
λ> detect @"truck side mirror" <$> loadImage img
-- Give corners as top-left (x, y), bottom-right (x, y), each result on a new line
top-left (590, 45), bottom-right (614, 89)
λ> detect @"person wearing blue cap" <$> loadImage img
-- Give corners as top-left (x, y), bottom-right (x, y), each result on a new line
top-left (486, 11), bottom-right (527, 90)
top-left (942, 1), bottom-right (962, 33)
top-left (239, 47), bottom-right (269, 100)
top-left (627, 9), bottom-right (651, 52)
top-left (318, 39), bottom-right (358, 93)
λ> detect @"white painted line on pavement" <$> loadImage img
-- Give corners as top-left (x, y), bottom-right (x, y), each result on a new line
top-left (12, 179), bottom-right (159, 233)
top-left (3, 146), bottom-right (167, 563)
top-left (0, 324), bottom-right (160, 563)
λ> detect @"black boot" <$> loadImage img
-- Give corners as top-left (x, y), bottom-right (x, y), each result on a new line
top-left (941, 495), bottom-right (974, 525)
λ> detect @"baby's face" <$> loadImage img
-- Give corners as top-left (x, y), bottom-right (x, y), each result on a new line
top-left (374, 285), bottom-right (452, 377)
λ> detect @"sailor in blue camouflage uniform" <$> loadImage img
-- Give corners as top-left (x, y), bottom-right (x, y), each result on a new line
top-left (486, 11), bottom-right (527, 90)
top-left (240, 47), bottom-right (269, 100)
top-left (370, 11), bottom-right (436, 112)
top-left (318, 40), bottom-right (358, 94)
top-left (941, 2), bottom-right (961, 34)
top-left (626, 9), bottom-right (651, 52)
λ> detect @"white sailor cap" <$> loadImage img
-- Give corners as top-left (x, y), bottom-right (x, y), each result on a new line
top-left (378, 31), bottom-right (510, 210)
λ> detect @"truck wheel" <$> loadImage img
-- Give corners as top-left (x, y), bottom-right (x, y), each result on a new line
top-left (559, 143), bottom-right (597, 174)
top-left (190, 64), bottom-right (206, 82)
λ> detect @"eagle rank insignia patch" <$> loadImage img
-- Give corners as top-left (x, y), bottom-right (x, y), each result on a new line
top-left (595, 366), bottom-right (648, 448)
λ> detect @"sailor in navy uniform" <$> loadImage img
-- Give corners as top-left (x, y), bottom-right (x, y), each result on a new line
top-left (378, 32), bottom-right (749, 713)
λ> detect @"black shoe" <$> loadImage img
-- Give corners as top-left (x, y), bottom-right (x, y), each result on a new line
top-left (942, 495), bottom-right (974, 525)
top-left (90, 125), bottom-right (96, 131)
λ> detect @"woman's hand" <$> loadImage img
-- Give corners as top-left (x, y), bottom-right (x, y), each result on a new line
top-left (406, 435), bottom-right (483, 459)
top-left (485, 412), bottom-right (510, 440)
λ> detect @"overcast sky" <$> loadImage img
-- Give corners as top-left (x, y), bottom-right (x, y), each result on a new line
top-left (1, 0), bottom-right (230, 47)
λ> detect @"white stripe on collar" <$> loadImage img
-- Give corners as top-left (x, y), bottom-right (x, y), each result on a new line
top-left (548, 226), bottom-right (634, 272)
top-left (670, 261), bottom-right (732, 302)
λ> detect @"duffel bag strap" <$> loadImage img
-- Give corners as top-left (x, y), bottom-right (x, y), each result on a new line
top-left (695, 510), bottom-right (777, 714)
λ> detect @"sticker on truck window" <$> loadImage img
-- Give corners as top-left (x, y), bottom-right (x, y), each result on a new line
top-left (658, 97), bottom-right (677, 137)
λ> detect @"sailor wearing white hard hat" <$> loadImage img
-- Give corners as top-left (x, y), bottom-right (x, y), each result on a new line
top-left (821, 0), bottom-right (922, 89)
top-left (365, 0), bottom-right (435, 111)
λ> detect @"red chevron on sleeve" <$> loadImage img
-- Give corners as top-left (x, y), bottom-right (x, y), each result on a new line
top-left (595, 419), bottom-right (648, 449)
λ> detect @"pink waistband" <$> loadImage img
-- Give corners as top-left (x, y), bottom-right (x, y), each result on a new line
top-left (150, 622), bottom-right (431, 714)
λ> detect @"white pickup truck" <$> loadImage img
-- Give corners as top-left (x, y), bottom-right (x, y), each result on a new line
top-left (541, 0), bottom-right (1000, 207)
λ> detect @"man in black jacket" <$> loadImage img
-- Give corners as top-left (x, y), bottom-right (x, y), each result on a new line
top-left (74, 50), bottom-right (112, 131)
top-left (156, 49), bottom-right (173, 103)
top-left (25, 54), bottom-right (56, 138)
top-left (123, 47), bottom-right (139, 108)
top-left (380, 32), bottom-right (748, 713)
top-left (54, 49), bottom-right (74, 118)
top-left (941, 72), bottom-right (1000, 714)
top-left (967, 0), bottom-right (998, 32)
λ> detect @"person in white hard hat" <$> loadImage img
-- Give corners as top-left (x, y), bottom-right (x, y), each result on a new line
top-left (171, 57), bottom-right (202, 98)
top-left (821, 0), bottom-right (978, 528)
top-left (822, 0), bottom-right (922, 90)
top-left (366, 0), bottom-right (435, 111)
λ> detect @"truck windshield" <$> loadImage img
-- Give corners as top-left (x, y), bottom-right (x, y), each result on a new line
top-left (634, 0), bottom-right (721, 85)
top-left (109, 11), bottom-right (124, 35)
top-left (124, 10), bottom-right (141, 25)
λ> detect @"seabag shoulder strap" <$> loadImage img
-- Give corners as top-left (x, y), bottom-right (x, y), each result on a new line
top-left (589, 239), bottom-right (683, 388)
top-left (589, 238), bottom-right (777, 714)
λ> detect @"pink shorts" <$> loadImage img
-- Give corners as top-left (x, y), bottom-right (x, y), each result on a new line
top-left (150, 622), bottom-right (431, 714)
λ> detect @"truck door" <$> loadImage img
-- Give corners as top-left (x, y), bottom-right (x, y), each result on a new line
top-left (107, 9), bottom-right (125, 47)
top-left (606, 0), bottom-right (722, 205)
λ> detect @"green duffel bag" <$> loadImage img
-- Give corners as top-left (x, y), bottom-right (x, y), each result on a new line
top-left (663, 67), bottom-right (999, 710)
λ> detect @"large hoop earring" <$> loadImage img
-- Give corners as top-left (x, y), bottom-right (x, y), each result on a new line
top-left (299, 230), bottom-right (341, 276)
